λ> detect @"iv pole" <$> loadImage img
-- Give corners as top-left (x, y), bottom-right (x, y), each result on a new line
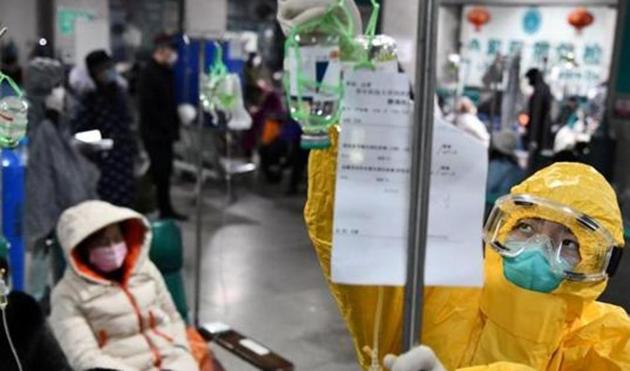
top-left (193, 40), bottom-right (206, 326)
top-left (0, 26), bottom-right (8, 249)
top-left (403, 0), bottom-right (439, 351)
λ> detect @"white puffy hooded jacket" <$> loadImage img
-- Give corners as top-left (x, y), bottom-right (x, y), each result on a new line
top-left (50, 200), bottom-right (198, 371)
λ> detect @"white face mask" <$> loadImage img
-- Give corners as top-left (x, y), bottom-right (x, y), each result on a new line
top-left (45, 86), bottom-right (66, 113)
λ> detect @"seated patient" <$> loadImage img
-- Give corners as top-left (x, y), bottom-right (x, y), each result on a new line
top-left (51, 200), bottom-right (199, 371)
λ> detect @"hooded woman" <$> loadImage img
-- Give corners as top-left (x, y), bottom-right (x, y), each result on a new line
top-left (50, 200), bottom-right (198, 370)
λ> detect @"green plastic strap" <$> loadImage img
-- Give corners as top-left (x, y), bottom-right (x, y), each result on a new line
top-left (354, 0), bottom-right (381, 71)
top-left (0, 72), bottom-right (23, 97)
top-left (284, 0), bottom-right (357, 130)
top-left (210, 41), bottom-right (228, 79)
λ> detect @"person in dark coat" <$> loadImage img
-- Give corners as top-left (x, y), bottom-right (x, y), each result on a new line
top-left (72, 50), bottom-right (136, 208)
top-left (524, 68), bottom-right (553, 173)
top-left (0, 255), bottom-right (72, 371)
top-left (24, 57), bottom-right (100, 298)
top-left (138, 34), bottom-right (186, 220)
top-left (25, 57), bottom-right (100, 248)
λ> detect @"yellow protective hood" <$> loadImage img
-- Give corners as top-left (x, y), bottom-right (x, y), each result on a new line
top-left (507, 162), bottom-right (624, 302)
top-left (471, 162), bottom-right (626, 369)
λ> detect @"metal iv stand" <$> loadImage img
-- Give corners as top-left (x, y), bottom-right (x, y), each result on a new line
top-left (0, 26), bottom-right (8, 248)
top-left (403, 0), bottom-right (439, 352)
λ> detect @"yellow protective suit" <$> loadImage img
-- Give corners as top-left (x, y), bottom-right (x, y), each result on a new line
top-left (304, 129), bottom-right (630, 370)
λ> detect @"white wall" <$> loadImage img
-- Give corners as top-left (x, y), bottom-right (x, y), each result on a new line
top-left (185, 0), bottom-right (227, 38)
top-left (0, 0), bottom-right (38, 65)
top-left (54, 0), bottom-right (109, 64)
top-left (459, 6), bottom-right (617, 97)
top-left (382, 0), bottom-right (419, 79)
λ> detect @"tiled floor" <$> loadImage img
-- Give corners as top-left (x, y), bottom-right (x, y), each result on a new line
top-left (173, 180), bottom-right (358, 370)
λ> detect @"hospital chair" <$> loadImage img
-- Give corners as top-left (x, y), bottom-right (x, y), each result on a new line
top-left (150, 219), bottom-right (294, 371)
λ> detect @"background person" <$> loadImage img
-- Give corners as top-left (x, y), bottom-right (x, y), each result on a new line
top-left (524, 68), bottom-right (553, 173)
top-left (24, 57), bottom-right (100, 297)
top-left (72, 49), bottom-right (136, 208)
top-left (486, 130), bottom-right (525, 207)
top-left (138, 34), bottom-right (186, 220)
top-left (454, 96), bottom-right (490, 147)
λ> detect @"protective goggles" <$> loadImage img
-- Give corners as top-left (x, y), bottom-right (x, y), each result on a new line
top-left (484, 194), bottom-right (622, 281)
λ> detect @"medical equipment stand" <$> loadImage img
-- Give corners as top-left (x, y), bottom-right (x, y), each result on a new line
top-left (403, 0), bottom-right (439, 352)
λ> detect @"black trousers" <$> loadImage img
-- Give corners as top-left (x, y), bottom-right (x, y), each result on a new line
top-left (144, 140), bottom-right (175, 215)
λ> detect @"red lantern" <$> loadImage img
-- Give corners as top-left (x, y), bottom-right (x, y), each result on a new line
top-left (467, 7), bottom-right (491, 32)
top-left (568, 7), bottom-right (594, 33)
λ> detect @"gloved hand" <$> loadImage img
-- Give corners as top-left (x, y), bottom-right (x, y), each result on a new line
top-left (277, 0), bottom-right (363, 36)
top-left (383, 346), bottom-right (446, 371)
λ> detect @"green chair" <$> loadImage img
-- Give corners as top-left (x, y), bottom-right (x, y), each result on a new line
top-left (148, 220), bottom-right (294, 370)
top-left (149, 219), bottom-right (189, 323)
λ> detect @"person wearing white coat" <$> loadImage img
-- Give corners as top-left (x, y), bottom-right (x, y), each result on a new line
top-left (50, 200), bottom-right (198, 371)
top-left (454, 97), bottom-right (490, 148)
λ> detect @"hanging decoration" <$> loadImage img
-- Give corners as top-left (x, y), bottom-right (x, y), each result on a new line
top-left (467, 7), bottom-right (491, 32)
top-left (568, 7), bottom-right (594, 33)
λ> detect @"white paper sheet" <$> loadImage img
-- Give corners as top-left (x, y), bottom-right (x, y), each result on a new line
top-left (331, 70), bottom-right (487, 287)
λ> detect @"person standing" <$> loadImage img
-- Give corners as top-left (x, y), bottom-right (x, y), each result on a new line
top-left (138, 34), bottom-right (186, 220)
top-left (24, 58), bottom-right (100, 295)
top-left (72, 49), bottom-right (136, 208)
top-left (25, 57), bottom-right (99, 246)
top-left (524, 68), bottom-right (553, 173)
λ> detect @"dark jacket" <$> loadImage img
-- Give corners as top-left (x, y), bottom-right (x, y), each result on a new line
top-left (25, 111), bottom-right (99, 248)
top-left (0, 291), bottom-right (72, 371)
top-left (72, 86), bottom-right (136, 208)
top-left (526, 80), bottom-right (553, 151)
top-left (138, 59), bottom-right (180, 143)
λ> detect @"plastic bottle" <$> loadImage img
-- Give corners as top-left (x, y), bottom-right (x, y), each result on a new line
top-left (0, 96), bottom-right (29, 148)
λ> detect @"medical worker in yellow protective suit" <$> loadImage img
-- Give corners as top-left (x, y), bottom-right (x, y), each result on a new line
top-left (278, 2), bottom-right (630, 370)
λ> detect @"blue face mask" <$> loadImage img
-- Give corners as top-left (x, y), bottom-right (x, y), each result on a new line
top-left (503, 245), bottom-right (567, 293)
